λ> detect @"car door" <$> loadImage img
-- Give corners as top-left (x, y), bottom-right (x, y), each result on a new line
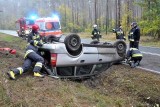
top-left (97, 46), bottom-right (116, 63)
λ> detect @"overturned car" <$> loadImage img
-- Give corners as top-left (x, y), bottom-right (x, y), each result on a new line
top-left (39, 34), bottom-right (127, 78)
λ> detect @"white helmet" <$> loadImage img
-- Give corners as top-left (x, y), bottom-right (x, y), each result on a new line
top-left (93, 24), bottom-right (97, 29)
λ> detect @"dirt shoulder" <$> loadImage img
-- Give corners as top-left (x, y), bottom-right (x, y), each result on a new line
top-left (0, 34), bottom-right (160, 107)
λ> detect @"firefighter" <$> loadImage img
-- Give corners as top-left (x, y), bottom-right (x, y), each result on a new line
top-left (7, 24), bottom-right (45, 80)
top-left (91, 24), bottom-right (101, 41)
top-left (126, 48), bottom-right (143, 68)
top-left (128, 22), bottom-right (140, 49)
top-left (113, 25), bottom-right (126, 40)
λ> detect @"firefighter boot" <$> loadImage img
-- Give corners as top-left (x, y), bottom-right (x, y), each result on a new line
top-left (34, 72), bottom-right (44, 78)
top-left (7, 71), bottom-right (16, 80)
top-left (135, 61), bottom-right (140, 67)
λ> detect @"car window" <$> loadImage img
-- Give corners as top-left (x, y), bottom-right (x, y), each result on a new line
top-left (26, 19), bottom-right (35, 25)
top-left (93, 63), bottom-right (111, 74)
top-left (76, 65), bottom-right (93, 75)
top-left (45, 22), bottom-right (60, 30)
top-left (20, 20), bottom-right (25, 26)
top-left (57, 66), bottom-right (74, 76)
top-left (36, 22), bottom-right (45, 31)
top-left (53, 22), bottom-right (60, 29)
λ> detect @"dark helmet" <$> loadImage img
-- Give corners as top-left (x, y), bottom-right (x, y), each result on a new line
top-left (32, 24), bottom-right (39, 32)
top-left (131, 22), bottom-right (137, 28)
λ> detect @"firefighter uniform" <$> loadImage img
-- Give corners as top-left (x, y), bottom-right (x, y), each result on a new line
top-left (114, 27), bottom-right (125, 40)
top-left (126, 48), bottom-right (143, 68)
top-left (7, 26), bottom-right (44, 80)
top-left (128, 23), bottom-right (140, 49)
top-left (91, 25), bottom-right (101, 41)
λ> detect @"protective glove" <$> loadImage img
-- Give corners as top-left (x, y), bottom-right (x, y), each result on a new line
top-left (37, 41), bottom-right (43, 47)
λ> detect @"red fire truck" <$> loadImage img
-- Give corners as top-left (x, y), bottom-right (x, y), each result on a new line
top-left (16, 17), bottom-right (34, 39)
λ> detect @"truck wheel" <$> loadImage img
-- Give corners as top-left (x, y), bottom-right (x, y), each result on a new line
top-left (114, 40), bottom-right (126, 56)
top-left (64, 34), bottom-right (81, 52)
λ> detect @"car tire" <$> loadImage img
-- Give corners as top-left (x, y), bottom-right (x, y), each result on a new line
top-left (45, 35), bottom-right (60, 43)
top-left (114, 40), bottom-right (126, 56)
top-left (64, 34), bottom-right (81, 52)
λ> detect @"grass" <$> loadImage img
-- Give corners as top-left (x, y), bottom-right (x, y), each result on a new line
top-left (0, 33), bottom-right (160, 107)
top-left (0, 83), bottom-right (11, 107)
top-left (0, 33), bottom-right (20, 42)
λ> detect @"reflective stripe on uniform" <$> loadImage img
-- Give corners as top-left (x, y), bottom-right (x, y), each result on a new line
top-left (24, 50), bottom-right (34, 59)
top-left (117, 31), bottom-right (123, 34)
top-left (17, 67), bottom-right (23, 74)
top-left (34, 40), bottom-right (39, 46)
top-left (130, 32), bottom-right (133, 35)
top-left (132, 54), bottom-right (143, 57)
top-left (130, 48), bottom-right (138, 51)
top-left (40, 40), bottom-right (43, 43)
top-left (35, 62), bottom-right (42, 68)
top-left (33, 35), bottom-right (40, 40)
top-left (129, 32), bottom-right (134, 41)
top-left (129, 39), bottom-right (134, 41)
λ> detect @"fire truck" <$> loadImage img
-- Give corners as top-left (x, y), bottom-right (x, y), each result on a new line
top-left (16, 17), bottom-right (62, 42)
top-left (16, 17), bottom-right (34, 39)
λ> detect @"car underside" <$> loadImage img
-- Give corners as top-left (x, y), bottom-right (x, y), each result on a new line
top-left (39, 34), bottom-right (127, 79)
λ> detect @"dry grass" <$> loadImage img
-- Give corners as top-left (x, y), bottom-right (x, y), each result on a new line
top-left (0, 33), bottom-right (160, 107)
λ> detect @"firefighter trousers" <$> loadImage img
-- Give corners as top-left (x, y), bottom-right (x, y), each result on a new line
top-left (11, 52), bottom-right (44, 75)
top-left (129, 41), bottom-right (139, 49)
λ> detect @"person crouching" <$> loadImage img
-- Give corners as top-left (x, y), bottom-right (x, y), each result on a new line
top-left (126, 48), bottom-right (143, 68)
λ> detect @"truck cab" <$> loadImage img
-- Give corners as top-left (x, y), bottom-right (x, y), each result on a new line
top-left (16, 17), bottom-right (34, 39)
top-left (35, 17), bottom-right (62, 42)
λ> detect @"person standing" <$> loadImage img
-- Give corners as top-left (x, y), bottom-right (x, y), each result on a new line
top-left (113, 25), bottom-right (125, 40)
top-left (128, 22), bottom-right (140, 49)
top-left (91, 24), bottom-right (101, 41)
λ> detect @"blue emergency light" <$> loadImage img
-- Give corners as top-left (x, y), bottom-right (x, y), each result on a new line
top-left (31, 15), bottom-right (37, 20)
top-left (52, 14), bottom-right (59, 20)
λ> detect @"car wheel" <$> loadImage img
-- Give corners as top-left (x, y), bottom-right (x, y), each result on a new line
top-left (45, 35), bottom-right (60, 43)
top-left (64, 34), bottom-right (81, 52)
top-left (90, 40), bottom-right (100, 44)
top-left (114, 40), bottom-right (126, 56)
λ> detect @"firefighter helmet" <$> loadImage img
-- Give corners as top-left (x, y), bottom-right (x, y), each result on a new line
top-left (93, 24), bottom-right (97, 29)
top-left (131, 22), bottom-right (137, 28)
top-left (32, 24), bottom-right (39, 31)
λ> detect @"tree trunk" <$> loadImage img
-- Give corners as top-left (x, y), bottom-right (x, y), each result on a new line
top-left (106, 0), bottom-right (109, 34)
top-left (94, 0), bottom-right (97, 24)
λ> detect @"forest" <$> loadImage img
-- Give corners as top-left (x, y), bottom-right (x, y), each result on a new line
top-left (0, 0), bottom-right (160, 38)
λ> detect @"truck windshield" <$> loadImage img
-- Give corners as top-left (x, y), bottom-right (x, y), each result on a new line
top-left (36, 22), bottom-right (45, 31)
top-left (45, 22), bottom-right (60, 30)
